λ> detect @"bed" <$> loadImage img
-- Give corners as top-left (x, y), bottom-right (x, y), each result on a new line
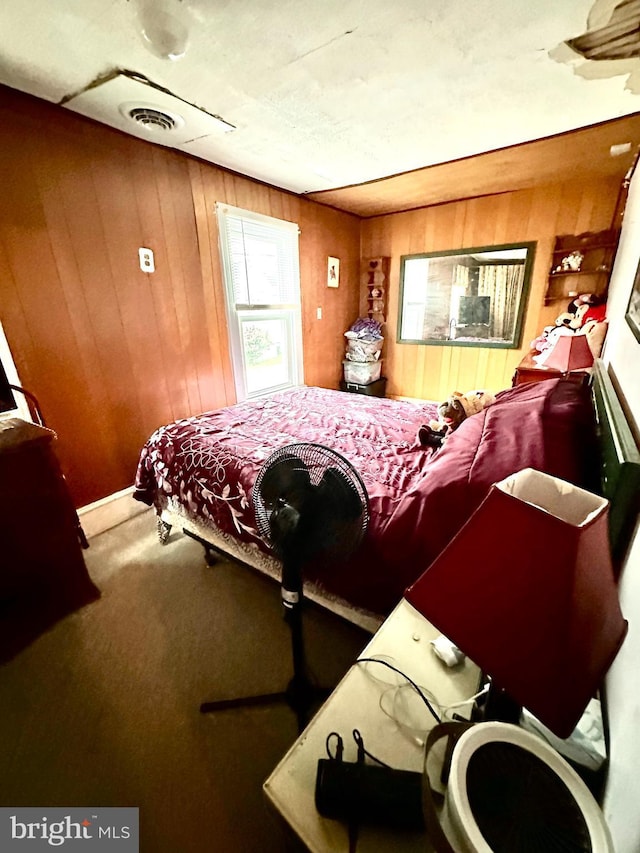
top-left (133, 372), bottom-right (609, 629)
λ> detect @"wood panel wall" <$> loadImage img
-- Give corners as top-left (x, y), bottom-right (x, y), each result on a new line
top-left (0, 87), bottom-right (360, 507)
top-left (0, 84), bottom-right (624, 508)
top-left (360, 178), bottom-right (622, 401)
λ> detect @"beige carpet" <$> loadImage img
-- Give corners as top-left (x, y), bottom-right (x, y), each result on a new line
top-left (0, 509), bottom-right (372, 852)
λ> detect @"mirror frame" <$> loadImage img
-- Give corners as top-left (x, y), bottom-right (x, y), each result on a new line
top-left (397, 241), bottom-right (536, 349)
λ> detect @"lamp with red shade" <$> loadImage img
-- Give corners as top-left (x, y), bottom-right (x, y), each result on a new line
top-left (405, 467), bottom-right (627, 739)
top-left (544, 333), bottom-right (594, 373)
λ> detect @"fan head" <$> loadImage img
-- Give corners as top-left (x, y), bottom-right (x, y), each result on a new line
top-left (253, 443), bottom-right (369, 564)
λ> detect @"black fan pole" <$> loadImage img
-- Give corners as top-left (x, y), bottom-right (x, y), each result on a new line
top-left (282, 557), bottom-right (332, 731)
top-left (199, 557), bottom-right (330, 732)
top-left (200, 442), bottom-right (369, 732)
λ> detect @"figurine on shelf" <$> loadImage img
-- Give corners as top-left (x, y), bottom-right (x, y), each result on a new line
top-left (560, 250), bottom-right (584, 272)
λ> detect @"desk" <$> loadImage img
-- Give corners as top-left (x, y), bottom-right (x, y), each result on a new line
top-left (263, 600), bottom-right (480, 852)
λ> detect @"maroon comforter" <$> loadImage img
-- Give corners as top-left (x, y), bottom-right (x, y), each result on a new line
top-left (134, 380), bottom-right (595, 616)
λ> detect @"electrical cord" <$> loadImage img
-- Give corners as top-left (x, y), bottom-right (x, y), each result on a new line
top-left (325, 729), bottom-right (391, 768)
top-left (323, 728), bottom-right (392, 852)
top-left (440, 685), bottom-right (489, 722)
top-left (356, 656), bottom-right (441, 724)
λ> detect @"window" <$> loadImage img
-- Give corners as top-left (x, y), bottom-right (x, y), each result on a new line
top-left (217, 204), bottom-right (303, 400)
top-left (0, 321), bottom-right (31, 423)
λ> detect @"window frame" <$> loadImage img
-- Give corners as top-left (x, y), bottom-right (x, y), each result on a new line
top-left (217, 203), bottom-right (304, 401)
top-left (397, 242), bottom-right (536, 349)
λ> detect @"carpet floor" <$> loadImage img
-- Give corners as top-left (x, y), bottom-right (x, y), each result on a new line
top-left (0, 510), bottom-right (373, 852)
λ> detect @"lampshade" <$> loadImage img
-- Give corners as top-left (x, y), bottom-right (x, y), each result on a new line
top-left (405, 468), bottom-right (627, 738)
top-left (544, 333), bottom-right (594, 372)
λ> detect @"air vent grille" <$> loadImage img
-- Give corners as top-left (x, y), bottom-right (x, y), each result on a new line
top-left (126, 107), bottom-right (179, 131)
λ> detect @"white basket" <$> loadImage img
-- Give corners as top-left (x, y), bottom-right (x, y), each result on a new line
top-left (343, 360), bottom-right (382, 384)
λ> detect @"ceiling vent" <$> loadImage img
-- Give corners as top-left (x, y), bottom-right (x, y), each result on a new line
top-left (119, 103), bottom-right (184, 133)
top-left (62, 71), bottom-right (234, 150)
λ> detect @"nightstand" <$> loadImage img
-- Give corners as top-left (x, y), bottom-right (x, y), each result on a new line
top-left (263, 600), bottom-right (479, 852)
top-left (340, 377), bottom-right (387, 397)
top-left (512, 352), bottom-right (589, 387)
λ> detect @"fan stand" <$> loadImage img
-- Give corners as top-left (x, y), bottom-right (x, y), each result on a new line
top-left (199, 559), bottom-right (331, 733)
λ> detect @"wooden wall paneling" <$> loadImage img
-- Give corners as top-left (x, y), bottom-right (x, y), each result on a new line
top-left (538, 177), bottom-right (620, 330)
top-left (231, 174), bottom-right (253, 213)
top-left (296, 209), bottom-right (317, 386)
top-left (187, 161), bottom-right (236, 408)
top-left (267, 186), bottom-right (286, 221)
top-left (126, 143), bottom-right (190, 428)
top-left (0, 86), bottom-right (625, 506)
top-left (43, 136), bottom-right (141, 502)
top-left (142, 148), bottom-right (198, 420)
top-left (412, 340), bottom-right (426, 400)
top-left (495, 186), bottom-right (539, 387)
top-left (361, 176), bottom-right (622, 401)
top-left (461, 196), bottom-right (489, 249)
top-left (280, 190), bottom-right (298, 225)
top-left (172, 158), bottom-right (229, 413)
top-left (307, 114), bottom-right (640, 218)
top-left (221, 170), bottom-right (238, 208)
top-left (298, 200), bottom-right (360, 389)
top-left (26, 133), bottom-right (125, 496)
top-left (1, 124), bottom-right (131, 503)
top-left (88, 135), bottom-right (174, 443)
top-left (162, 152), bottom-right (227, 417)
top-left (152, 150), bottom-right (203, 417)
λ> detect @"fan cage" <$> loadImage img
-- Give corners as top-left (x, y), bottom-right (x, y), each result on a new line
top-left (253, 442), bottom-right (370, 552)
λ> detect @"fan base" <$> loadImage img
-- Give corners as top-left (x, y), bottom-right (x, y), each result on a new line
top-left (200, 676), bottom-right (332, 732)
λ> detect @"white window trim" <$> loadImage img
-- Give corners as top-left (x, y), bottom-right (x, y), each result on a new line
top-left (217, 203), bottom-right (304, 401)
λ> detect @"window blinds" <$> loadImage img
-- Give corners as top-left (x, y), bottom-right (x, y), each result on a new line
top-left (219, 207), bottom-right (300, 308)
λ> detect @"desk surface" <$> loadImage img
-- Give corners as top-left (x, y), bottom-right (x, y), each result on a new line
top-left (263, 599), bottom-right (480, 852)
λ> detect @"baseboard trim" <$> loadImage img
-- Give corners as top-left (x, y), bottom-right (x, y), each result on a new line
top-left (78, 486), bottom-right (148, 539)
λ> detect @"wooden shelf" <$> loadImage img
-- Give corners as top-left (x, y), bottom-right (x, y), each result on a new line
top-left (362, 257), bottom-right (389, 323)
top-left (546, 229), bottom-right (619, 304)
top-left (549, 270), bottom-right (610, 279)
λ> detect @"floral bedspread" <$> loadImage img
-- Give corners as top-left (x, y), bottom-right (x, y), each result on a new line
top-left (134, 385), bottom-right (438, 553)
top-left (134, 380), bottom-right (595, 616)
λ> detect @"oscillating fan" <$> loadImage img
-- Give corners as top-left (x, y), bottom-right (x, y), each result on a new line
top-left (200, 442), bottom-right (369, 730)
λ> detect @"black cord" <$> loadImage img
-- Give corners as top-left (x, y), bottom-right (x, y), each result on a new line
top-left (352, 729), bottom-right (391, 768)
top-left (356, 656), bottom-right (441, 724)
top-left (325, 729), bottom-right (391, 769)
top-left (326, 731), bottom-right (344, 761)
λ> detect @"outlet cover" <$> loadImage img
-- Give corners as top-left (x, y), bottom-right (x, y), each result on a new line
top-left (139, 247), bottom-right (155, 273)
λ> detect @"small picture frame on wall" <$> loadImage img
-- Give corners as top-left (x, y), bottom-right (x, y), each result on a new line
top-left (327, 257), bottom-right (340, 288)
top-left (625, 259), bottom-right (640, 343)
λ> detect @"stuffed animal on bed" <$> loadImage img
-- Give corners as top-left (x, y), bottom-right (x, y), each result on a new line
top-left (418, 390), bottom-right (496, 448)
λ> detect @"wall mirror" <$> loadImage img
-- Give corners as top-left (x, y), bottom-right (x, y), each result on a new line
top-left (398, 242), bottom-right (536, 348)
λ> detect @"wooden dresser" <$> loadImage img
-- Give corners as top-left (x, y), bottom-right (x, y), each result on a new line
top-left (0, 418), bottom-right (99, 660)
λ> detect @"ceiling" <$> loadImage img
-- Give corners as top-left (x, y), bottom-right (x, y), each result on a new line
top-left (1, 0), bottom-right (640, 216)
